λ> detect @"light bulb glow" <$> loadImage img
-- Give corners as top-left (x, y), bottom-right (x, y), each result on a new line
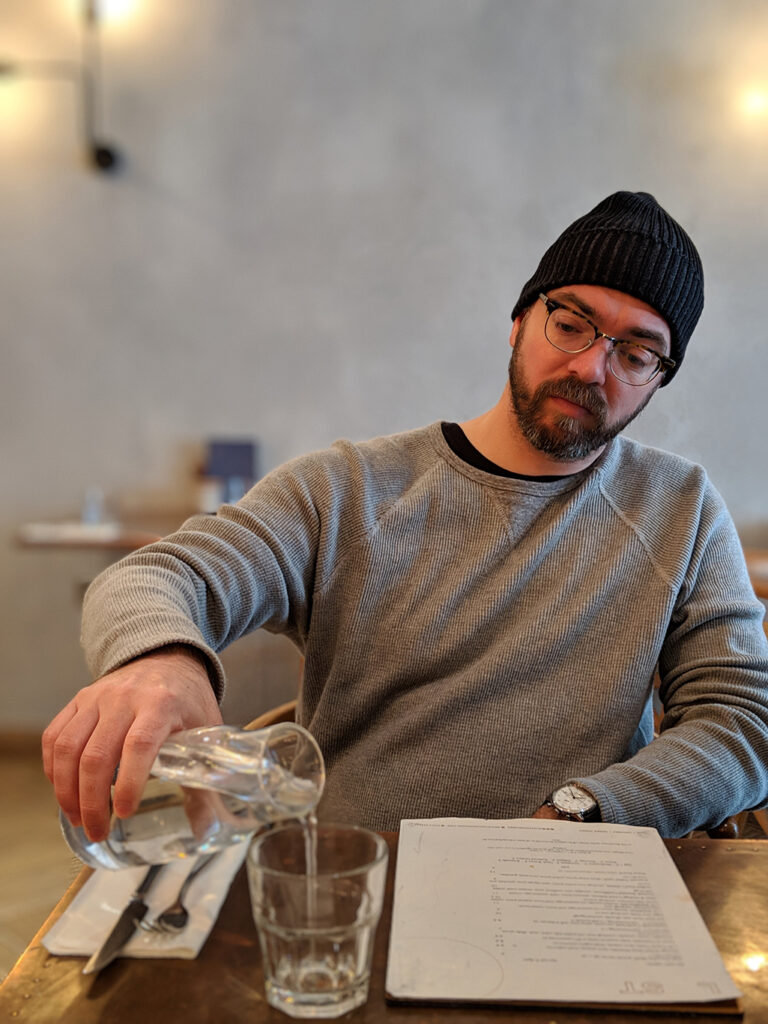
top-left (100, 0), bottom-right (140, 21)
top-left (67, 0), bottom-right (140, 23)
top-left (739, 88), bottom-right (768, 117)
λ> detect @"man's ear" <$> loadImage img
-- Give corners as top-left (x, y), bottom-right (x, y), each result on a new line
top-left (509, 315), bottom-right (524, 349)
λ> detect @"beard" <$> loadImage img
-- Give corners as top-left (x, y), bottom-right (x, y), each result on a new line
top-left (507, 321), bottom-right (655, 462)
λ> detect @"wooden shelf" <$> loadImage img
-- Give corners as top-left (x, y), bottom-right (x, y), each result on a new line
top-left (16, 522), bottom-right (161, 553)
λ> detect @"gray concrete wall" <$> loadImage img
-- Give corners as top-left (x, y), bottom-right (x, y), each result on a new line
top-left (3, 0), bottom-right (767, 731)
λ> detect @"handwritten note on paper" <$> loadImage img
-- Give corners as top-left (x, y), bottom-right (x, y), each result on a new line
top-left (385, 819), bottom-right (741, 1007)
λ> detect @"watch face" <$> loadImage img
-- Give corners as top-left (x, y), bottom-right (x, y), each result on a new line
top-left (553, 784), bottom-right (596, 815)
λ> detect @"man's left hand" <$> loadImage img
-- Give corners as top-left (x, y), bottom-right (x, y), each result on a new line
top-left (531, 803), bottom-right (560, 820)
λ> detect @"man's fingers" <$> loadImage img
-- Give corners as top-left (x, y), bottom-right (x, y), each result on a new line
top-left (48, 704), bottom-right (102, 828)
top-left (41, 702), bottom-right (77, 783)
top-left (77, 713), bottom-right (136, 841)
top-left (111, 717), bottom-right (169, 819)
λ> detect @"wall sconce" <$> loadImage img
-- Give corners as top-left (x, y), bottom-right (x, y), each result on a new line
top-left (0, 1), bottom-right (123, 173)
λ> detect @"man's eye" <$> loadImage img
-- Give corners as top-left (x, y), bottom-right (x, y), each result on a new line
top-left (617, 343), bottom-right (656, 369)
top-left (552, 313), bottom-right (588, 337)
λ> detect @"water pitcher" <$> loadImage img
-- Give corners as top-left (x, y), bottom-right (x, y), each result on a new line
top-left (60, 723), bottom-right (325, 869)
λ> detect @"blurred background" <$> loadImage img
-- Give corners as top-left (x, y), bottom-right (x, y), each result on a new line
top-left (3, 0), bottom-right (768, 739)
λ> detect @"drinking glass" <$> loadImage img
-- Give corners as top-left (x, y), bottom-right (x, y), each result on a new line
top-left (247, 823), bottom-right (389, 1018)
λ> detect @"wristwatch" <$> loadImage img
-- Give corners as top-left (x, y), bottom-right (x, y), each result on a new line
top-left (546, 783), bottom-right (600, 822)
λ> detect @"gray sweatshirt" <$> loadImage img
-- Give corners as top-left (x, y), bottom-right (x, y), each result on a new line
top-left (82, 422), bottom-right (768, 836)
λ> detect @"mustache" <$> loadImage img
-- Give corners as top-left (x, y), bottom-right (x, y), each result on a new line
top-left (534, 377), bottom-right (607, 418)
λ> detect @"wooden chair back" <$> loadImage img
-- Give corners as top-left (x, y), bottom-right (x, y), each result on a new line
top-left (244, 699), bottom-right (297, 731)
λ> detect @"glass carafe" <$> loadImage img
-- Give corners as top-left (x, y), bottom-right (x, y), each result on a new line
top-left (59, 723), bottom-right (325, 869)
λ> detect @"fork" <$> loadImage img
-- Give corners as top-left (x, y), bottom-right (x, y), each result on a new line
top-left (140, 852), bottom-right (219, 934)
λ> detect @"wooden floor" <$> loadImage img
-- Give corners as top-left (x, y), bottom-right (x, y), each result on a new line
top-left (0, 749), bottom-right (80, 983)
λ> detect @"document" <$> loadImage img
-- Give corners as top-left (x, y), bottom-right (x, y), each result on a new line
top-left (386, 818), bottom-right (741, 1009)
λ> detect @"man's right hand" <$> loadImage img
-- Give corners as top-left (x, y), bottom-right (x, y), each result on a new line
top-left (42, 645), bottom-right (223, 844)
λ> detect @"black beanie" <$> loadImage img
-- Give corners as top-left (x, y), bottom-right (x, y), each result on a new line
top-left (510, 192), bottom-right (704, 385)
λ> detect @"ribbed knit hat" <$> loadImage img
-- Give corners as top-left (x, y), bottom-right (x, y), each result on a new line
top-left (511, 192), bottom-right (704, 384)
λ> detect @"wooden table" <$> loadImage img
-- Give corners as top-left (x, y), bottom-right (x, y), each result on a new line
top-left (1, 836), bottom-right (767, 1023)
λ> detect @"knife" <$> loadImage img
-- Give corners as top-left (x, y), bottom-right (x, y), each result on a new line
top-left (82, 863), bottom-right (164, 975)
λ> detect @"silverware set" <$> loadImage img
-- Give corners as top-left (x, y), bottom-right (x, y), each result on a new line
top-left (140, 852), bottom-right (219, 934)
top-left (83, 852), bottom-right (220, 974)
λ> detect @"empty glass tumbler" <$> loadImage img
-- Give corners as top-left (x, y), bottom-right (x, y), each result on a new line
top-left (248, 823), bottom-right (389, 1018)
top-left (60, 723), bottom-right (325, 869)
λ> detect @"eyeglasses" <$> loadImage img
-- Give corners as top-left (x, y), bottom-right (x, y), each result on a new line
top-left (538, 294), bottom-right (676, 386)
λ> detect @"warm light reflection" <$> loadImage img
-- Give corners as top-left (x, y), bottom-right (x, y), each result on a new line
top-left (66, 0), bottom-right (141, 23)
top-left (739, 88), bottom-right (768, 118)
top-left (100, 0), bottom-right (141, 22)
top-left (0, 78), bottom-right (76, 156)
top-left (742, 952), bottom-right (767, 972)
top-left (0, 78), bottom-right (33, 142)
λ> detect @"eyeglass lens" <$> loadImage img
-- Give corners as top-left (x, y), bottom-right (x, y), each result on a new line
top-left (545, 307), bottom-right (660, 385)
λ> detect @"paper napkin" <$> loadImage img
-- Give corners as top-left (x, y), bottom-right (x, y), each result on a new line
top-left (43, 842), bottom-right (249, 960)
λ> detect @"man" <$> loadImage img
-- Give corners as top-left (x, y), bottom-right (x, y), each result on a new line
top-left (43, 192), bottom-right (768, 841)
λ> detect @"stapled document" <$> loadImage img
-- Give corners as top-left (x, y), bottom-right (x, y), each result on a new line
top-left (386, 818), bottom-right (740, 1010)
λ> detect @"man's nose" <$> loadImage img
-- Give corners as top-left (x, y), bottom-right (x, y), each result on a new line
top-left (563, 338), bottom-right (611, 386)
